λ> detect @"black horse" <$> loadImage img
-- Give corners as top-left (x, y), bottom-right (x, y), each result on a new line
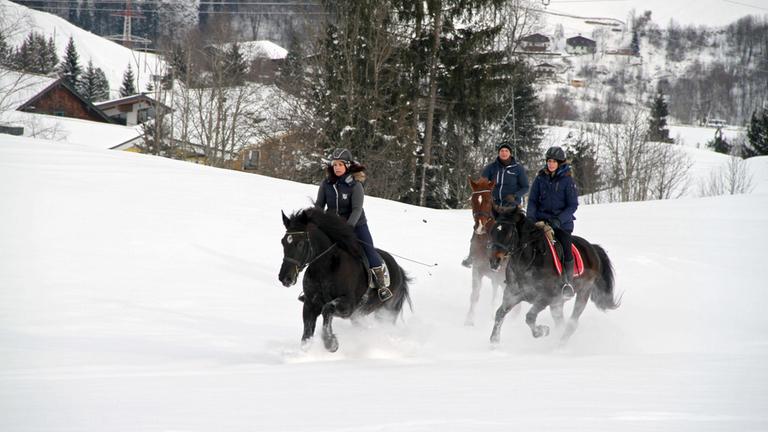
top-left (278, 208), bottom-right (412, 352)
top-left (488, 206), bottom-right (620, 344)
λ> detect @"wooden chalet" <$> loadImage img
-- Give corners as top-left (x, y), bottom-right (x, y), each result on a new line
top-left (520, 33), bottom-right (551, 52)
top-left (16, 78), bottom-right (113, 123)
top-left (565, 35), bottom-right (597, 55)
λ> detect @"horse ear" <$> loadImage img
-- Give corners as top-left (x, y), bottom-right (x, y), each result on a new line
top-left (282, 211), bottom-right (290, 229)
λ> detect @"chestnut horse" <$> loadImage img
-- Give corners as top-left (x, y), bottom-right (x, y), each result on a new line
top-left (464, 177), bottom-right (507, 326)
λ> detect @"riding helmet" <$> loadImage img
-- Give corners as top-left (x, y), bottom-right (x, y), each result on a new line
top-left (545, 146), bottom-right (566, 162)
top-left (328, 148), bottom-right (353, 166)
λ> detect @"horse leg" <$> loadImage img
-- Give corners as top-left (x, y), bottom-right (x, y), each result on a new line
top-left (465, 268), bottom-right (482, 326)
top-left (490, 288), bottom-right (523, 345)
top-left (561, 287), bottom-right (591, 343)
top-left (301, 303), bottom-right (319, 349)
top-left (550, 301), bottom-right (565, 328)
top-left (321, 299), bottom-right (341, 352)
top-left (525, 297), bottom-right (551, 338)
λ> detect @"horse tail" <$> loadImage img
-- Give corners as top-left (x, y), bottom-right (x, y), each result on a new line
top-left (392, 270), bottom-right (414, 318)
top-left (590, 244), bottom-right (621, 311)
top-left (380, 251), bottom-right (413, 319)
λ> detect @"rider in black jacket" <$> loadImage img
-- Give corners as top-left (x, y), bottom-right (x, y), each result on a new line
top-left (315, 148), bottom-right (392, 301)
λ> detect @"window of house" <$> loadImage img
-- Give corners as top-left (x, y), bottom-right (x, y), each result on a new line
top-left (244, 149), bottom-right (259, 170)
top-left (137, 108), bottom-right (150, 124)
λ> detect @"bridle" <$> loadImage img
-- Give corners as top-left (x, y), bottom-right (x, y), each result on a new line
top-left (490, 219), bottom-right (539, 272)
top-left (282, 230), bottom-right (337, 273)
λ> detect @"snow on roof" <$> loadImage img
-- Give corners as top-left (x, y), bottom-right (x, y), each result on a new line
top-left (95, 93), bottom-right (171, 111)
top-left (0, 68), bottom-right (58, 112)
top-left (238, 40), bottom-right (289, 61)
top-left (1, 109), bottom-right (142, 150)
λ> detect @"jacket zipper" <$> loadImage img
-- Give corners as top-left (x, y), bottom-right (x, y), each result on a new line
top-left (333, 184), bottom-right (339, 215)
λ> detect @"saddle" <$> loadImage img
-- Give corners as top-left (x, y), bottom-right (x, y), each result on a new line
top-left (535, 222), bottom-right (583, 277)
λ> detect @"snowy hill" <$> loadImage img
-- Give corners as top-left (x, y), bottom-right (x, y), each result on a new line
top-left (0, 0), bottom-right (163, 97)
top-left (1, 135), bottom-right (768, 431)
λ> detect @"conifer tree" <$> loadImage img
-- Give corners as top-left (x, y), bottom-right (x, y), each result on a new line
top-left (58, 37), bottom-right (82, 88)
top-left (120, 63), bottom-right (137, 97)
top-left (745, 108), bottom-right (768, 157)
top-left (223, 42), bottom-right (248, 86)
top-left (648, 90), bottom-right (673, 142)
top-left (708, 128), bottom-right (731, 154)
top-left (631, 30), bottom-right (640, 55)
top-left (13, 33), bottom-right (58, 74)
top-left (0, 31), bottom-right (11, 67)
top-left (78, 60), bottom-right (110, 102)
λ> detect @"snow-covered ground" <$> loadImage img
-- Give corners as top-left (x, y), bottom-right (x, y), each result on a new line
top-left (1, 135), bottom-right (768, 431)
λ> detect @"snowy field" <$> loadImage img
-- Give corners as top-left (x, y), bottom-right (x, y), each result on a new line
top-left (1, 135), bottom-right (768, 431)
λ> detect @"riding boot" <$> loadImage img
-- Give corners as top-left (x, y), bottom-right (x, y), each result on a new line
top-left (371, 265), bottom-right (393, 302)
top-left (561, 259), bottom-right (575, 298)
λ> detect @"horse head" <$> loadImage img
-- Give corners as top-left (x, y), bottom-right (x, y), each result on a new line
top-left (279, 210), bottom-right (314, 287)
top-left (488, 206), bottom-right (525, 270)
top-left (468, 176), bottom-right (496, 235)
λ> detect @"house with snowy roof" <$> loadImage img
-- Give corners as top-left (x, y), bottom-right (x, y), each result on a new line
top-left (566, 35), bottom-right (597, 55)
top-left (520, 33), bottom-right (551, 52)
top-left (95, 93), bottom-right (171, 126)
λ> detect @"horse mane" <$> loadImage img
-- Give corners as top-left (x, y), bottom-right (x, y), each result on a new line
top-left (289, 207), bottom-right (363, 258)
top-left (496, 206), bottom-right (547, 246)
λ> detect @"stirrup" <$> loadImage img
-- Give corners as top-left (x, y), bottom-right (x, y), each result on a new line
top-left (378, 287), bottom-right (393, 302)
top-left (561, 283), bottom-right (575, 299)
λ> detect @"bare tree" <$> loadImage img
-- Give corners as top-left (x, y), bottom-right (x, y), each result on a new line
top-left (699, 156), bottom-right (755, 197)
top-left (647, 141), bottom-right (692, 200)
top-left (595, 107), bottom-right (692, 202)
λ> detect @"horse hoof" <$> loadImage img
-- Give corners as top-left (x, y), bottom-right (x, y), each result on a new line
top-left (533, 325), bottom-right (550, 338)
top-left (301, 338), bottom-right (313, 351)
top-left (324, 336), bottom-right (339, 353)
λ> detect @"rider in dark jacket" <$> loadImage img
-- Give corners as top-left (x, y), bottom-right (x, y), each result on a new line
top-left (527, 145), bottom-right (579, 297)
top-left (462, 141), bottom-right (530, 268)
top-left (315, 148), bottom-right (392, 301)
top-left (481, 141), bottom-right (530, 208)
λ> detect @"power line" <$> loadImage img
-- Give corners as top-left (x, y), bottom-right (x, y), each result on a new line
top-left (721, 0), bottom-right (768, 12)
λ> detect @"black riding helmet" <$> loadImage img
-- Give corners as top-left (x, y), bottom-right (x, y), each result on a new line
top-left (328, 148), bottom-right (353, 167)
top-left (545, 146), bottom-right (566, 162)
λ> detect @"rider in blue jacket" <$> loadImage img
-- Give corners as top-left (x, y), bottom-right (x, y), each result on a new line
top-left (462, 141), bottom-right (529, 267)
top-left (527, 146), bottom-right (579, 297)
top-left (315, 148), bottom-right (392, 301)
top-left (481, 141), bottom-right (530, 208)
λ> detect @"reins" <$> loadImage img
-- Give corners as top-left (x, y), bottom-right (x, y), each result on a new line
top-left (283, 230), bottom-right (337, 272)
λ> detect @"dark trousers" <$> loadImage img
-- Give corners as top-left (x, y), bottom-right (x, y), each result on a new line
top-left (554, 227), bottom-right (573, 262)
top-left (354, 223), bottom-right (382, 268)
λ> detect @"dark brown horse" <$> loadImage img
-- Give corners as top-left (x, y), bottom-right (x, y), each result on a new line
top-left (278, 208), bottom-right (412, 352)
top-left (488, 206), bottom-right (620, 344)
top-left (464, 177), bottom-right (506, 326)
